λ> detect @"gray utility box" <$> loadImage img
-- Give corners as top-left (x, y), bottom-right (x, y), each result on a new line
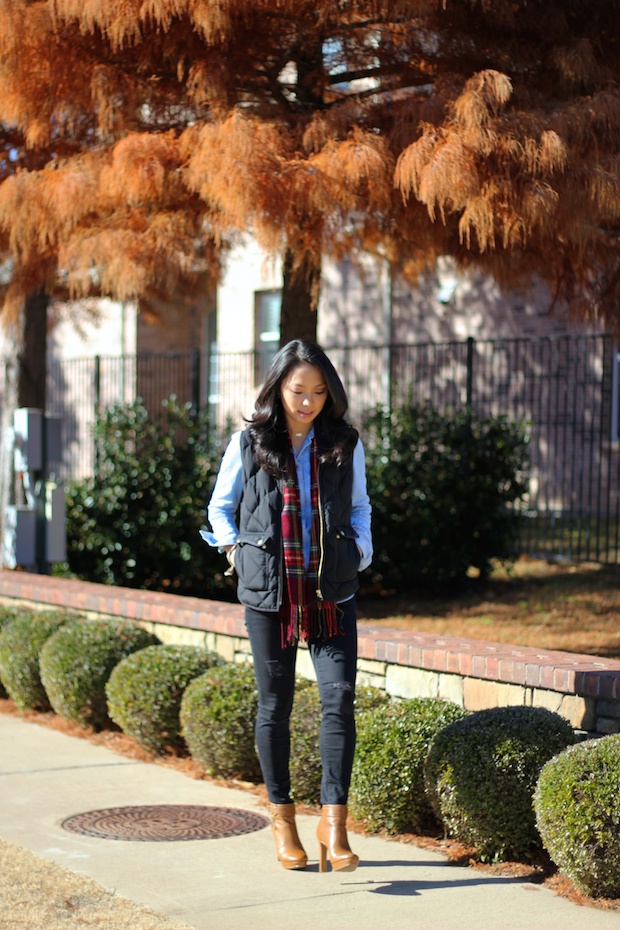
top-left (3, 408), bottom-right (66, 570)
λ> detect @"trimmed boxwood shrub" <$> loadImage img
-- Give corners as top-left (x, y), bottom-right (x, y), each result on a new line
top-left (289, 679), bottom-right (322, 805)
top-left (40, 619), bottom-right (159, 729)
top-left (424, 706), bottom-right (576, 861)
top-left (0, 611), bottom-right (77, 710)
top-left (0, 606), bottom-right (21, 699)
top-left (363, 402), bottom-right (529, 593)
top-left (0, 605), bottom-right (19, 631)
top-left (106, 644), bottom-right (222, 754)
top-left (535, 735), bottom-right (620, 899)
top-left (180, 662), bottom-right (262, 781)
top-left (65, 397), bottom-right (233, 599)
top-left (290, 683), bottom-right (390, 805)
top-left (349, 697), bottom-right (467, 834)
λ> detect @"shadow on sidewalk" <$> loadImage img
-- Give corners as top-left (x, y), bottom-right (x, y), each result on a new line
top-left (340, 873), bottom-right (529, 897)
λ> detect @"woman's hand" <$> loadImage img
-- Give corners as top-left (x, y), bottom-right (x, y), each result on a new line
top-left (224, 544), bottom-right (237, 577)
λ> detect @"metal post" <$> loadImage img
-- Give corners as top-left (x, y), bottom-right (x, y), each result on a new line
top-left (34, 414), bottom-right (48, 574)
top-left (466, 337), bottom-right (474, 408)
top-left (381, 260), bottom-right (394, 412)
top-left (191, 347), bottom-right (200, 412)
top-left (94, 355), bottom-right (101, 475)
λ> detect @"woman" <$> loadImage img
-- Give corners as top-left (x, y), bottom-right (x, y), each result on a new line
top-left (202, 339), bottom-right (372, 872)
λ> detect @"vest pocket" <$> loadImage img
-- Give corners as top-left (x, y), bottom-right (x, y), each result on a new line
top-left (333, 525), bottom-right (361, 582)
top-left (236, 529), bottom-right (276, 592)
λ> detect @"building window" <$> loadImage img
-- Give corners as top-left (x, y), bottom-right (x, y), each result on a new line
top-left (255, 289), bottom-right (281, 385)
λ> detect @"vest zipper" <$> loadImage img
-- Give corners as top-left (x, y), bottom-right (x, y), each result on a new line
top-left (278, 484), bottom-right (284, 608)
top-left (316, 464), bottom-right (325, 600)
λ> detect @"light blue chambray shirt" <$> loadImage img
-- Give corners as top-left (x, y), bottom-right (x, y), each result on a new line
top-left (201, 427), bottom-right (372, 572)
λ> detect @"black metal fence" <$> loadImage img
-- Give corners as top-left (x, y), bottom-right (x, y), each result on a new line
top-left (3, 333), bottom-right (620, 563)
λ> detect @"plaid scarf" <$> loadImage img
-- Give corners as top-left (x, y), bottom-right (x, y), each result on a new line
top-left (279, 437), bottom-right (340, 647)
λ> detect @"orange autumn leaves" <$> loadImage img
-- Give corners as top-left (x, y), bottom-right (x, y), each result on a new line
top-left (0, 0), bottom-right (618, 323)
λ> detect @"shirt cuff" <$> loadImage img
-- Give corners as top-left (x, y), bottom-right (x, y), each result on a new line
top-left (199, 529), bottom-right (238, 549)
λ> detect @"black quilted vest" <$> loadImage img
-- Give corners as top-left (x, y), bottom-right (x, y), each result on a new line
top-left (235, 430), bottom-right (361, 612)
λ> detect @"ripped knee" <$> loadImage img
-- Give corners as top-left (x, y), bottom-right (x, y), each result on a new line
top-left (330, 680), bottom-right (354, 693)
top-left (324, 680), bottom-right (355, 716)
top-left (265, 659), bottom-right (290, 679)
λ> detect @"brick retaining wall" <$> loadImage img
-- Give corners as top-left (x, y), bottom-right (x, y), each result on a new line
top-left (1, 570), bottom-right (620, 737)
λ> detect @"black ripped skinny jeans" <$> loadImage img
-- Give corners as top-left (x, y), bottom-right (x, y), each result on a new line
top-left (245, 598), bottom-right (358, 806)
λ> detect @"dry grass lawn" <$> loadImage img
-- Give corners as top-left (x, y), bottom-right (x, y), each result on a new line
top-left (359, 557), bottom-right (620, 658)
top-left (0, 838), bottom-right (195, 930)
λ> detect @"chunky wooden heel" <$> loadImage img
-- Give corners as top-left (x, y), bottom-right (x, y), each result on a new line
top-left (318, 838), bottom-right (328, 873)
top-left (316, 804), bottom-right (359, 873)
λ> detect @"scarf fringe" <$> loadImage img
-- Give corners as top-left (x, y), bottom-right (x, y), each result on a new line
top-left (279, 436), bottom-right (343, 648)
top-left (281, 601), bottom-right (341, 648)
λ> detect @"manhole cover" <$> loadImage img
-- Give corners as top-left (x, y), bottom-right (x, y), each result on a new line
top-left (61, 805), bottom-right (270, 842)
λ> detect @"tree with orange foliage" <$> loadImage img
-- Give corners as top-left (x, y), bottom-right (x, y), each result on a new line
top-left (1, 0), bottom-right (619, 353)
top-left (1, 1), bottom-right (619, 566)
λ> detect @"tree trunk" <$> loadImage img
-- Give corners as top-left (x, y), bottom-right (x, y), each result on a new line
top-left (278, 32), bottom-right (325, 349)
top-left (279, 246), bottom-right (321, 346)
top-left (0, 287), bottom-right (48, 567)
top-left (0, 347), bottom-right (18, 567)
top-left (18, 287), bottom-right (48, 408)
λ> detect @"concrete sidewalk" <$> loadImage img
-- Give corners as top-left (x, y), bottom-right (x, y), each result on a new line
top-left (0, 713), bottom-right (618, 930)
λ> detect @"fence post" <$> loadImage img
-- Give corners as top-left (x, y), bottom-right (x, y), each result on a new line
top-left (190, 347), bottom-right (200, 412)
top-left (94, 355), bottom-right (101, 474)
top-left (466, 337), bottom-right (474, 407)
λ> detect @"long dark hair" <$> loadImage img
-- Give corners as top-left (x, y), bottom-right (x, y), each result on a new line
top-left (247, 340), bottom-right (358, 476)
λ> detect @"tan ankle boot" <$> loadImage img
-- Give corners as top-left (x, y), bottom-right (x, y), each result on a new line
top-left (269, 803), bottom-right (307, 870)
top-left (316, 804), bottom-right (359, 873)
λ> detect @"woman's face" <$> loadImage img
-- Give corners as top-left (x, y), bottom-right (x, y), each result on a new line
top-left (280, 362), bottom-right (328, 434)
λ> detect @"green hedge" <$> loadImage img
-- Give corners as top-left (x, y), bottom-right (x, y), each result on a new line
top-left (40, 619), bottom-right (159, 728)
top-left (180, 663), bottom-right (262, 781)
top-left (289, 683), bottom-right (389, 805)
top-left (0, 611), bottom-right (77, 710)
top-left (535, 735), bottom-right (620, 899)
top-left (106, 644), bottom-right (223, 754)
top-left (63, 397), bottom-right (530, 599)
top-left (0, 606), bottom-right (21, 699)
top-left (424, 706), bottom-right (575, 861)
top-left (0, 605), bottom-right (19, 631)
top-left (349, 698), bottom-right (467, 833)
top-left (64, 397), bottom-right (235, 599)
top-left (363, 402), bottom-right (529, 593)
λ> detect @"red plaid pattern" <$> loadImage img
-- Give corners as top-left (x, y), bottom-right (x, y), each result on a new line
top-left (279, 438), bottom-right (339, 647)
